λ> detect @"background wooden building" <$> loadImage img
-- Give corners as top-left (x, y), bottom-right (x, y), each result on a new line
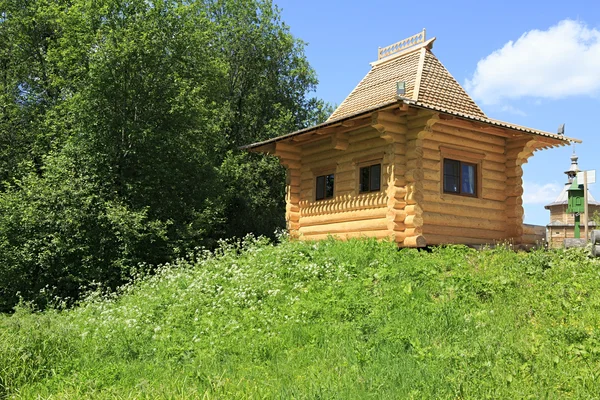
top-left (244, 30), bottom-right (579, 247)
top-left (545, 152), bottom-right (600, 248)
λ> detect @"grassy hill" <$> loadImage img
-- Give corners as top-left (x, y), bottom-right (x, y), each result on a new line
top-left (2, 237), bottom-right (600, 399)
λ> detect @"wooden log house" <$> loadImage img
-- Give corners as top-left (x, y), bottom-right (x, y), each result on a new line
top-left (243, 30), bottom-right (580, 247)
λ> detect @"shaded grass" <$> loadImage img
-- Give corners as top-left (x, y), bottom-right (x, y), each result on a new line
top-left (2, 237), bottom-right (600, 398)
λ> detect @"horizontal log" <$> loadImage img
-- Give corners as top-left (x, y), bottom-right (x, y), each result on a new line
top-left (298, 217), bottom-right (388, 235)
top-left (482, 159), bottom-right (506, 173)
top-left (421, 141), bottom-right (507, 164)
top-left (404, 227), bottom-right (423, 237)
top-left (422, 224), bottom-right (507, 240)
top-left (424, 212), bottom-right (507, 231)
top-left (482, 169), bottom-right (506, 183)
top-left (299, 208), bottom-right (388, 226)
top-left (402, 235), bottom-right (427, 247)
top-left (505, 177), bottom-right (522, 187)
top-left (423, 233), bottom-right (501, 246)
top-left (405, 214), bottom-right (423, 228)
top-left (432, 123), bottom-right (507, 146)
top-left (302, 138), bottom-right (385, 161)
top-left (429, 131), bottom-right (505, 154)
top-left (405, 204), bottom-right (422, 215)
top-left (506, 137), bottom-right (535, 150)
top-left (482, 178), bottom-right (507, 191)
top-left (422, 158), bottom-right (440, 171)
top-left (422, 179), bottom-right (440, 193)
top-left (504, 197), bottom-right (523, 206)
top-left (405, 147), bottom-right (424, 160)
top-left (275, 148), bottom-right (302, 161)
top-left (389, 221), bottom-right (406, 231)
top-left (299, 229), bottom-right (392, 241)
top-left (281, 160), bottom-right (301, 169)
top-left (393, 210), bottom-right (408, 222)
top-left (422, 202), bottom-right (505, 220)
top-left (421, 147), bottom-right (442, 162)
top-left (407, 115), bottom-right (435, 130)
top-left (275, 142), bottom-right (302, 154)
top-left (423, 169), bottom-right (438, 182)
top-left (287, 193), bottom-right (300, 203)
top-left (405, 169), bottom-right (424, 182)
top-left (481, 188), bottom-right (507, 202)
top-left (288, 175), bottom-right (301, 187)
top-left (347, 127), bottom-right (382, 144)
top-left (505, 165), bottom-right (523, 178)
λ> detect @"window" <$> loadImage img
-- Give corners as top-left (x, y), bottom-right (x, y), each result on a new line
top-left (316, 173), bottom-right (334, 200)
top-left (443, 159), bottom-right (477, 196)
top-left (359, 164), bottom-right (381, 193)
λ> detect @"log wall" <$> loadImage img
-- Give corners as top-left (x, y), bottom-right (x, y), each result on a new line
top-left (419, 120), bottom-right (511, 245)
top-left (271, 109), bottom-right (557, 247)
top-left (291, 119), bottom-right (396, 241)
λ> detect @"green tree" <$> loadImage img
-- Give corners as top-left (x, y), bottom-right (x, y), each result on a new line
top-left (0, 0), bottom-right (329, 310)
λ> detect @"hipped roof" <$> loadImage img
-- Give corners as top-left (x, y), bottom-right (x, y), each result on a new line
top-left (243, 31), bottom-right (579, 150)
top-left (328, 37), bottom-right (485, 121)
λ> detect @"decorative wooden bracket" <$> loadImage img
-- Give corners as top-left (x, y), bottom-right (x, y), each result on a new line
top-left (331, 132), bottom-right (349, 150)
top-left (371, 111), bottom-right (407, 143)
top-left (275, 141), bottom-right (301, 170)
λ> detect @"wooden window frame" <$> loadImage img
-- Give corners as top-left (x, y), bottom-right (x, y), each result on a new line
top-left (315, 172), bottom-right (335, 201)
top-left (439, 146), bottom-right (483, 199)
top-left (443, 159), bottom-right (477, 197)
top-left (359, 163), bottom-right (382, 194)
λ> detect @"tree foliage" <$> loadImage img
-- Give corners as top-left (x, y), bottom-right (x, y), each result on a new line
top-left (0, 0), bottom-right (329, 312)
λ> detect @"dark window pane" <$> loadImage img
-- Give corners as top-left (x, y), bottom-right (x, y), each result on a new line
top-left (360, 166), bottom-right (370, 192)
top-left (370, 164), bottom-right (381, 191)
top-left (443, 159), bottom-right (460, 193)
top-left (461, 164), bottom-right (475, 195)
top-left (444, 176), bottom-right (458, 193)
top-left (325, 174), bottom-right (334, 198)
top-left (316, 175), bottom-right (325, 200)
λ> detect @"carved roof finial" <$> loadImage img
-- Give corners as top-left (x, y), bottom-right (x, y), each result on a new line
top-left (565, 147), bottom-right (579, 183)
top-left (377, 29), bottom-right (428, 60)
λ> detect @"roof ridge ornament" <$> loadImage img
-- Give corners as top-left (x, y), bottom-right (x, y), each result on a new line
top-left (378, 29), bottom-right (427, 60)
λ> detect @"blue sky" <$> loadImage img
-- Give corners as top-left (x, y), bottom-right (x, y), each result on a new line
top-left (274, 0), bottom-right (600, 226)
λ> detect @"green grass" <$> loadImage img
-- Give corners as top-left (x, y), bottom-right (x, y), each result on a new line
top-left (2, 236), bottom-right (600, 399)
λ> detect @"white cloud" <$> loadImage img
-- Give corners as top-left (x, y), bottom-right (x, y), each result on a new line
top-left (465, 20), bottom-right (600, 105)
top-left (500, 104), bottom-right (526, 116)
top-left (523, 181), bottom-right (562, 205)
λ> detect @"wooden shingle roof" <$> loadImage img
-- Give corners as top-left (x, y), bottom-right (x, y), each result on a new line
top-left (328, 32), bottom-right (486, 121)
top-left (242, 30), bottom-right (580, 151)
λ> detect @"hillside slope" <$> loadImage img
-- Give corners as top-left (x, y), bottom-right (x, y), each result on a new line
top-left (2, 237), bottom-right (600, 399)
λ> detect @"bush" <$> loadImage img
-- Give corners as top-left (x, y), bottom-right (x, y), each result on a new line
top-left (0, 153), bottom-right (169, 313)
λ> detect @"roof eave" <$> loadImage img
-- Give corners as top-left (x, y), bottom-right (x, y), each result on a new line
top-left (242, 100), bottom-right (580, 151)
top-left (240, 100), bottom-right (400, 151)
top-left (407, 100), bottom-right (580, 145)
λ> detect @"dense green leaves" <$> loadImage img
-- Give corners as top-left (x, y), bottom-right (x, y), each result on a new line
top-left (0, 0), bottom-right (326, 310)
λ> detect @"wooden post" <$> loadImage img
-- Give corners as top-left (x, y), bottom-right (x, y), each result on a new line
top-left (584, 171), bottom-right (589, 242)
